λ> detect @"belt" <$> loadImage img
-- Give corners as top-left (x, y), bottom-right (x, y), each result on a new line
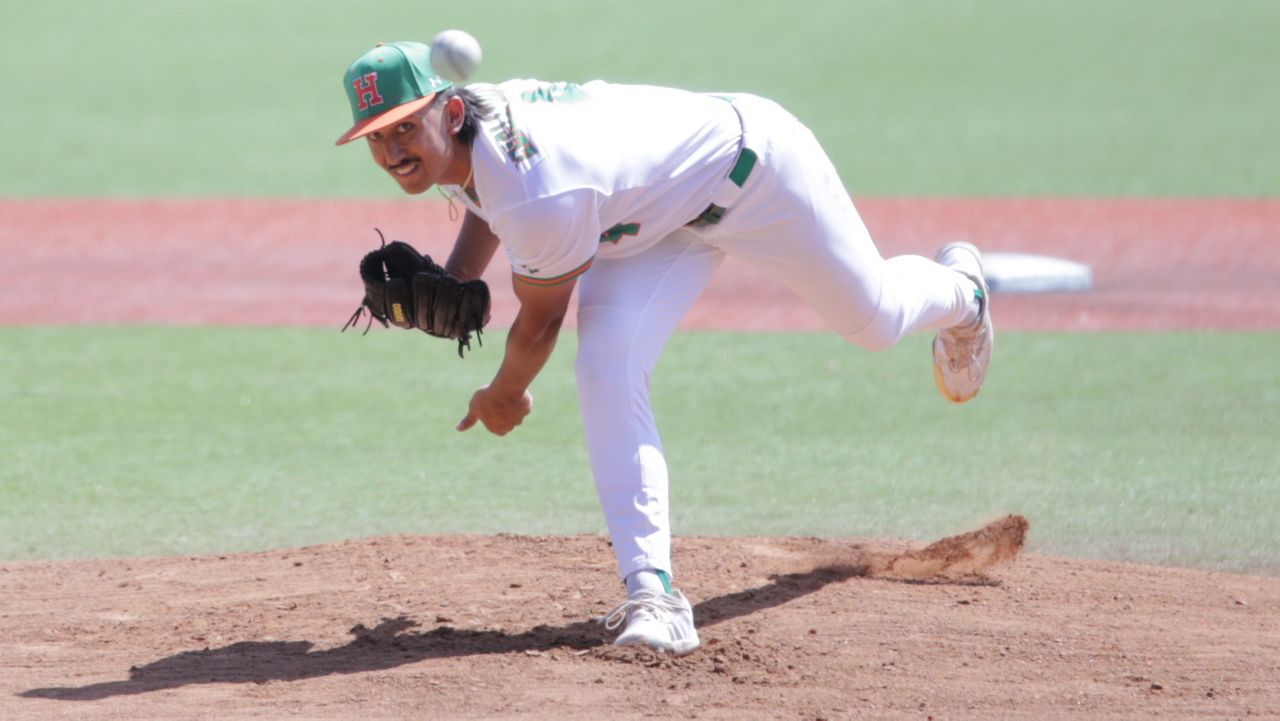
top-left (686, 147), bottom-right (758, 228)
top-left (687, 98), bottom-right (758, 229)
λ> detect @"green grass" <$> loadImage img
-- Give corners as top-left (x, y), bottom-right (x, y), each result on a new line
top-left (2, 327), bottom-right (1276, 575)
top-left (1, 0), bottom-right (1276, 197)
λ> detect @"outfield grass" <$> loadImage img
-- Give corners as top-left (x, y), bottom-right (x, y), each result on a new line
top-left (2, 0), bottom-right (1276, 575)
top-left (1, 0), bottom-right (1276, 197)
top-left (2, 327), bottom-right (1276, 574)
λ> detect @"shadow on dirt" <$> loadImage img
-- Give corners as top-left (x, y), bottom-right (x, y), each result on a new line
top-left (22, 514), bottom-right (1029, 701)
top-left (20, 563), bottom-right (881, 701)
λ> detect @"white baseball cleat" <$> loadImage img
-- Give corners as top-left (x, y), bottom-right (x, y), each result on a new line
top-left (602, 588), bottom-right (700, 656)
top-left (932, 241), bottom-right (994, 403)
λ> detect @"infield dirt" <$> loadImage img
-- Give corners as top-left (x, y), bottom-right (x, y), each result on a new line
top-left (3, 516), bottom-right (1278, 720)
top-left (2, 199), bottom-right (1279, 718)
top-left (3, 198), bottom-right (1278, 330)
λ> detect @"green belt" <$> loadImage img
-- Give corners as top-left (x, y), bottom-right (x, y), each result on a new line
top-left (686, 147), bottom-right (758, 228)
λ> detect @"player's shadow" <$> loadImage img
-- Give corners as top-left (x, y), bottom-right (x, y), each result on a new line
top-left (20, 561), bottom-right (985, 701)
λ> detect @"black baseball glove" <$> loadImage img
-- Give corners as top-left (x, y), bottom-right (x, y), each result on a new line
top-left (342, 230), bottom-right (491, 357)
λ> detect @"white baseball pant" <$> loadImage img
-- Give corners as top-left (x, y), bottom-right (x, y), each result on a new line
top-left (575, 94), bottom-right (977, 582)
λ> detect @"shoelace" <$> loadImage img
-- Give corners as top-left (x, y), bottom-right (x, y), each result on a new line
top-left (601, 590), bottom-right (687, 631)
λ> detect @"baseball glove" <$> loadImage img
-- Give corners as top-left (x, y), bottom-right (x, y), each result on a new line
top-left (342, 230), bottom-right (491, 357)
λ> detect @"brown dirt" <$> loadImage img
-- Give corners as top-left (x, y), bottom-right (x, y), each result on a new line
top-left (2, 199), bottom-right (1279, 719)
top-left (3, 519), bottom-right (1279, 720)
top-left (2, 198), bottom-right (1278, 330)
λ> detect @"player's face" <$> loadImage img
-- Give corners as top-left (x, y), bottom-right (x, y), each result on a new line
top-left (365, 98), bottom-right (458, 195)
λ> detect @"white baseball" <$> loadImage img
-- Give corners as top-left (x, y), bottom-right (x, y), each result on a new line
top-left (430, 29), bottom-right (482, 83)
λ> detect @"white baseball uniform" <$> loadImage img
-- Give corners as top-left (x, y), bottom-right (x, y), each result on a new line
top-left (445, 79), bottom-right (978, 582)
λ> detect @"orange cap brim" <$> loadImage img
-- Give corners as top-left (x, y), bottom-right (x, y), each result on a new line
top-left (334, 94), bottom-right (437, 146)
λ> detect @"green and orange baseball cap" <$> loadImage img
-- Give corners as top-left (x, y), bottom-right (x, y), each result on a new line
top-left (335, 41), bottom-right (454, 146)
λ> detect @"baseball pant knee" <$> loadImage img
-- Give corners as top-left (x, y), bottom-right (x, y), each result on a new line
top-left (843, 255), bottom-right (975, 351)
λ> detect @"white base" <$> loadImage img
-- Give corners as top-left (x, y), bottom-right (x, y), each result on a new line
top-left (982, 252), bottom-right (1093, 294)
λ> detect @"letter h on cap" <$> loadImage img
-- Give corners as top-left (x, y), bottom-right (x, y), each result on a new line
top-left (353, 72), bottom-right (384, 111)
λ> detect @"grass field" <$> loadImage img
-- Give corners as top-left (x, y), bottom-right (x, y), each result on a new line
top-left (3, 327), bottom-right (1276, 574)
top-left (1, 0), bottom-right (1277, 197)
top-left (2, 2), bottom-right (1277, 575)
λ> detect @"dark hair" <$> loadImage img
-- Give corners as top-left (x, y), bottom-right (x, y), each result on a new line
top-left (440, 86), bottom-right (492, 147)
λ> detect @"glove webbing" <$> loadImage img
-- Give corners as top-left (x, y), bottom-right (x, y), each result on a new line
top-left (341, 228), bottom-right (395, 335)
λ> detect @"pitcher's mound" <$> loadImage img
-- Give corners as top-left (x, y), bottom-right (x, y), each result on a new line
top-left (875, 513), bottom-right (1029, 580)
top-left (8, 519), bottom-right (1280, 720)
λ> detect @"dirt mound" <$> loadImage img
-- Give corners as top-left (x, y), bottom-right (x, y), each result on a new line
top-left (875, 513), bottom-right (1029, 580)
top-left (4, 527), bottom-right (1278, 720)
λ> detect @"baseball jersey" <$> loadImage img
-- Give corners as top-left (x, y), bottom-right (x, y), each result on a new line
top-left (442, 80), bottom-right (744, 285)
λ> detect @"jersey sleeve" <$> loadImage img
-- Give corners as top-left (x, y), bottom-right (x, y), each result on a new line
top-left (492, 189), bottom-right (601, 285)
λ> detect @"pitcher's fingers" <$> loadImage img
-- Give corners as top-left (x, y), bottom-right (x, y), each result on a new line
top-left (457, 411), bottom-right (478, 432)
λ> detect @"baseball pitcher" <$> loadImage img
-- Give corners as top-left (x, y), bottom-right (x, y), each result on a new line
top-left (335, 41), bottom-right (993, 656)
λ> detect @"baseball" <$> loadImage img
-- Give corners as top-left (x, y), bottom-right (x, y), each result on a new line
top-left (430, 29), bottom-right (482, 83)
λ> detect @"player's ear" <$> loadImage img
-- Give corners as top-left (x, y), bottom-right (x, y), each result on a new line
top-left (445, 96), bottom-right (466, 136)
